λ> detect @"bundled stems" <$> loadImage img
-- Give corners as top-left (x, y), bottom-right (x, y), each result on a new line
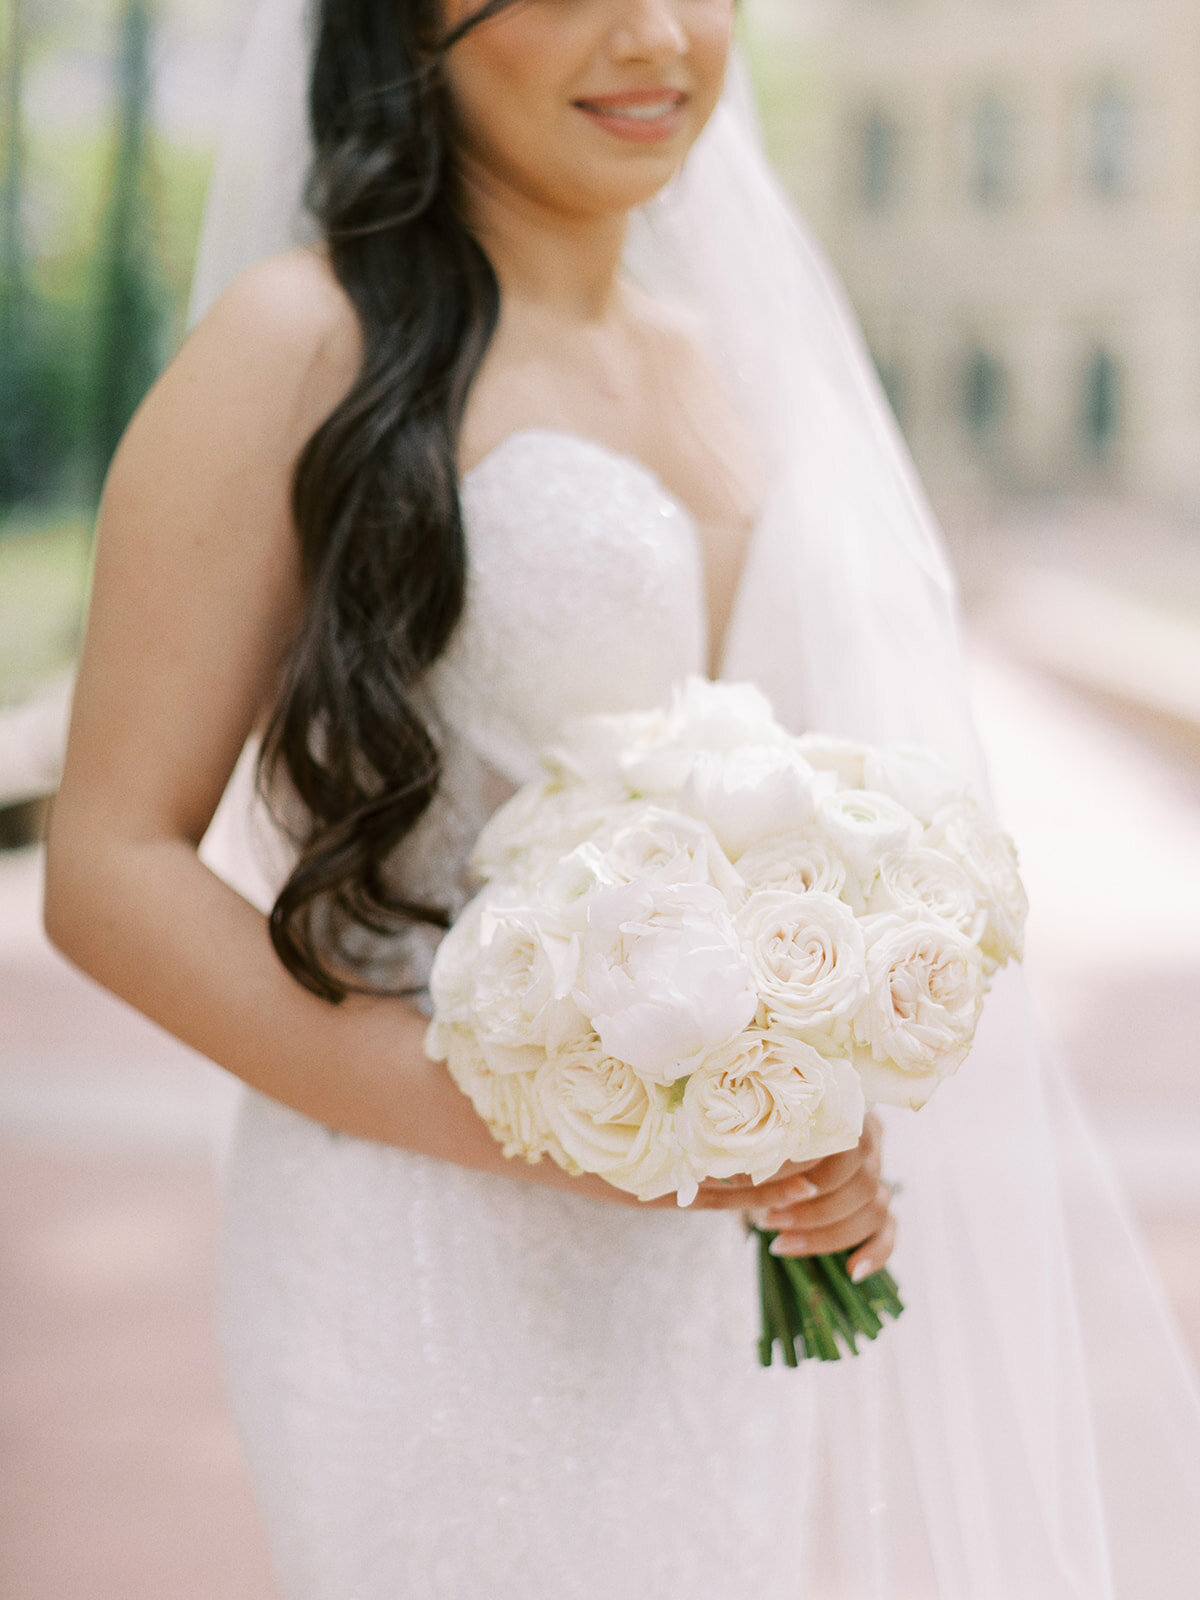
top-left (751, 1225), bottom-right (904, 1365)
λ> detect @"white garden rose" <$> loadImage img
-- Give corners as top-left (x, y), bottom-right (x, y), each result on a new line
top-left (471, 779), bottom-right (618, 880)
top-left (926, 800), bottom-right (1028, 971)
top-left (426, 892), bottom-right (488, 1030)
top-left (589, 803), bottom-right (743, 900)
top-left (793, 733), bottom-right (868, 789)
top-left (736, 889), bottom-right (868, 1049)
top-left (868, 846), bottom-right (987, 944)
top-left (815, 788), bottom-right (922, 887)
top-left (458, 902), bottom-right (588, 1075)
top-left (678, 1028), bottom-right (864, 1187)
top-left (862, 745), bottom-right (961, 825)
top-left (572, 879), bottom-right (757, 1084)
top-left (852, 908), bottom-right (987, 1108)
top-left (535, 1043), bottom-right (682, 1200)
top-left (733, 825), bottom-right (849, 902)
top-left (430, 1022), bottom-right (573, 1168)
top-left (679, 744), bottom-right (822, 860)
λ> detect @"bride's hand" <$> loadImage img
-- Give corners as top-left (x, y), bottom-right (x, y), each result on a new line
top-left (686, 1112), bottom-right (896, 1281)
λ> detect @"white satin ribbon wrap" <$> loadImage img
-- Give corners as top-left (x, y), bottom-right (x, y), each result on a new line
top-left (189, 4), bottom-right (1200, 1594)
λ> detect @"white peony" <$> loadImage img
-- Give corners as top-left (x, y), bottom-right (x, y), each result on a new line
top-left (543, 707), bottom-right (671, 789)
top-left (620, 678), bottom-right (789, 797)
top-left (572, 879), bottom-right (757, 1084)
top-left (862, 744), bottom-right (962, 825)
top-left (926, 800), bottom-right (1028, 971)
top-left (678, 1028), bottom-right (864, 1188)
top-left (852, 908), bottom-right (987, 1108)
top-left (665, 675), bottom-right (786, 752)
top-left (736, 889), bottom-right (868, 1049)
top-left (815, 788), bottom-right (922, 888)
top-left (868, 846), bottom-right (988, 944)
top-left (679, 744), bottom-right (822, 860)
top-left (535, 1043), bottom-right (682, 1200)
top-left (793, 733), bottom-right (868, 789)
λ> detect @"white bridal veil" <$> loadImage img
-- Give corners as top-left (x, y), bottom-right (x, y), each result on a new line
top-left (190, 2), bottom-right (1200, 1594)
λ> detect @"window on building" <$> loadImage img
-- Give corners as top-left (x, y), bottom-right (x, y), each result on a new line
top-left (1085, 84), bottom-right (1134, 199)
top-left (860, 109), bottom-right (901, 209)
top-left (961, 347), bottom-right (1009, 447)
top-left (968, 94), bottom-right (1018, 206)
top-left (1080, 346), bottom-right (1121, 459)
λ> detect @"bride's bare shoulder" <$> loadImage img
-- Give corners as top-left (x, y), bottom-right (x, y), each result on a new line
top-left (178, 245), bottom-right (363, 441)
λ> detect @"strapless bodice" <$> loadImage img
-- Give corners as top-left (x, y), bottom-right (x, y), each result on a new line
top-left (429, 427), bottom-right (709, 785)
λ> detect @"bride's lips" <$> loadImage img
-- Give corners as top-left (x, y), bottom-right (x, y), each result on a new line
top-left (572, 88), bottom-right (689, 145)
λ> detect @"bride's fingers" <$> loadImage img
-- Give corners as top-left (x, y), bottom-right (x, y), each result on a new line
top-left (752, 1164), bottom-right (880, 1232)
top-left (846, 1209), bottom-right (897, 1282)
top-left (766, 1181), bottom-right (893, 1259)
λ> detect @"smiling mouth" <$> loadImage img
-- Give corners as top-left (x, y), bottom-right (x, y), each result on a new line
top-left (572, 91), bottom-right (689, 142)
top-left (575, 97), bottom-right (686, 121)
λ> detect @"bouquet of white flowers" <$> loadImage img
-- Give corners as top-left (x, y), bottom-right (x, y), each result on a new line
top-left (425, 678), bottom-right (1027, 1363)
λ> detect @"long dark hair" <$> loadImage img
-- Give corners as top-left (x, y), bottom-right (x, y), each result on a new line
top-left (260, 0), bottom-right (516, 1001)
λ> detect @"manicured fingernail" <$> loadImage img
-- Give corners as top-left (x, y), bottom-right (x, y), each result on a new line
top-left (850, 1259), bottom-right (872, 1283)
top-left (792, 1180), bottom-right (819, 1200)
top-left (769, 1236), bottom-right (805, 1255)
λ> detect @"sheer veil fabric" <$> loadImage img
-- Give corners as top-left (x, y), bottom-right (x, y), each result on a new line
top-left (191, 2), bottom-right (1200, 1593)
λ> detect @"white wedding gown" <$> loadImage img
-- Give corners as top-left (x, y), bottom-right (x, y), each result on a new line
top-left (202, 427), bottom-right (1200, 1600)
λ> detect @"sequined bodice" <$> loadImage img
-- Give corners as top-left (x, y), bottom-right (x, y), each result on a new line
top-left (429, 427), bottom-right (709, 785)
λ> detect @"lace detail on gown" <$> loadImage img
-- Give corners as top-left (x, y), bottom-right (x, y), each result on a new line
top-left (206, 431), bottom-right (819, 1600)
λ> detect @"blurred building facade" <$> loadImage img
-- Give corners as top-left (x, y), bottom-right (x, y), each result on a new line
top-left (757, 0), bottom-right (1200, 512)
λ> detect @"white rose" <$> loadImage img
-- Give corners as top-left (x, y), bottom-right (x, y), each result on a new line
top-left (793, 733), bottom-right (868, 789)
top-left (431, 1022), bottom-right (573, 1168)
top-left (572, 879), bottom-right (757, 1084)
top-left (926, 800), bottom-right (1029, 971)
top-left (852, 908), bottom-right (987, 1108)
top-left (471, 780), bottom-right (617, 881)
top-left (815, 788), bottom-right (921, 887)
top-left (868, 846), bottom-right (988, 944)
top-left (535, 1043), bottom-right (683, 1200)
top-left (460, 902), bottom-right (588, 1075)
top-left (862, 744), bottom-right (962, 825)
top-left (678, 1028), bottom-right (864, 1187)
top-left (588, 803), bottom-right (743, 900)
top-left (736, 889), bottom-right (868, 1049)
top-left (679, 744), bottom-right (821, 859)
top-left (734, 825), bottom-right (849, 902)
top-left (427, 892), bottom-right (488, 1027)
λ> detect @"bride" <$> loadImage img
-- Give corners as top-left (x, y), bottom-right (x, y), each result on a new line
top-left (43, 0), bottom-right (1200, 1595)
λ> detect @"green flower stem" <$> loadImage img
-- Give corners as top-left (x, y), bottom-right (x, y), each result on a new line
top-left (781, 1256), bottom-right (842, 1361)
top-left (757, 1229), bottom-right (799, 1367)
top-left (750, 1228), bottom-right (904, 1364)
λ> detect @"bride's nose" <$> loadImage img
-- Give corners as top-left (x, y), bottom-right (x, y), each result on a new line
top-left (608, 0), bottom-right (688, 62)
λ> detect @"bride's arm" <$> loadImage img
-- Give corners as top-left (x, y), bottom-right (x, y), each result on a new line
top-left (42, 249), bottom-right (621, 1201)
